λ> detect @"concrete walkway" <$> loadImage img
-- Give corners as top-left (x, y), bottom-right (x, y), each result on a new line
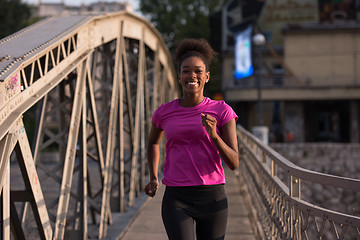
top-left (117, 170), bottom-right (256, 240)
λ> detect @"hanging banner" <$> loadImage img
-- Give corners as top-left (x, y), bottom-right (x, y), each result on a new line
top-left (234, 24), bottom-right (253, 80)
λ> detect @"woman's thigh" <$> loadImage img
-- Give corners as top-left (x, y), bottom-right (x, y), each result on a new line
top-left (195, 198), bottom-right (228, 240)
top-left (161, 192), bottom-right (195, 240)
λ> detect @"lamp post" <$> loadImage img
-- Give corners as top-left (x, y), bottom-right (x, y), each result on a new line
top-left (252, 32), bottom-right (269, 144)
top-left (252, 33), bottom-right (266, 126)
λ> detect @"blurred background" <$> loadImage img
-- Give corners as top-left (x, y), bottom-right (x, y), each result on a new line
top-left (1, 1), bottom-right (360, 237)
top-left (2, 0), bottom-right (360, 144)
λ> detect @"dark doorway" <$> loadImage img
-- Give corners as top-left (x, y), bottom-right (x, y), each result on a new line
top-left (304, 101), bottom-right (350, 142)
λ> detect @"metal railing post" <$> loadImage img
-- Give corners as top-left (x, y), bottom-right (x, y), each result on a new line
top-left (290, 175), bottom-right (301, 239)
top-left (236, 125), bottom-right (360, 239)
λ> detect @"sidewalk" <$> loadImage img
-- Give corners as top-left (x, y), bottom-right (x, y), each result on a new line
top-left (116, 170), bottom-right (256, 240)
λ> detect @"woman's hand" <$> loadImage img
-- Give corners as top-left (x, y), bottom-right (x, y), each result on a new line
top-left (201, 113), bottom-right (218, 139)
top-left (202, 113), bottom-right (239, 170)
top-left (144, 180), bottom-right (159, 197)
top-left (145, 123), bottom-right (163, 197)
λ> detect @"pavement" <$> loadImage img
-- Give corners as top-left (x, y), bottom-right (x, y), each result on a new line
top-left (108, 169), bottom-right (257, 240)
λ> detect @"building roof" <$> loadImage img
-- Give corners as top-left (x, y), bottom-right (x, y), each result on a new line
top-left (282, 21), bottom-right (360, 33)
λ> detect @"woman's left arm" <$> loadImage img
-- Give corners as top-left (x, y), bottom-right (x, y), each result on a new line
top-left (201, 114), bottom-right (239, 170)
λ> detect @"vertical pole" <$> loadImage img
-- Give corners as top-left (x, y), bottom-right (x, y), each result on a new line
top-left (153, 44), bottom-right (160, 111)
top-left (54, 60), bottom-right (86, 240)
top-left (59, 82), bottom-right (67, 164)
top-left (0, 134), bottom-right (13, 240)
top-left (32, 95), bottom-right (48, 162)
top-left (256, 45), bottom-right (263, 126)
top-left (271, 160), bottom-right (277, 177)
top-left (86, 55), bottom-right (105, 174)
top-left (2, 162), bottom-right (10, 240)
top-left (81, 72), bottom-right (88, 239)
top-left (129, 29), bottom-right (145, 207)
top-left (99, 34), bottom-right (121, 239)
top-left (142, 47), bottom-right (151, 191)
top-left (118, 22), bottom-right (126, 213)
top-left (0, 137), bottom-right (12, 240)
top-left (290, 176), bottom-right (300, 198)
top-left (290, 175), bottom-right (301, 239)
top-left (121, 41), bottom-right (135, 143)
top-left (140, 79), bottom-right (146, 191)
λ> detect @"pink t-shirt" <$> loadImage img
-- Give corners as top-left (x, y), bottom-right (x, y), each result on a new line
top-left (152, 97), bottom-right (238, 187)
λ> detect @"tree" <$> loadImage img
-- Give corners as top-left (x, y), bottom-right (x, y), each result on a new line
top-left (139, 0), bottom-right (225, 50)
top-left (0, 0), bottom-right (32, 39)
top-left (139, 0), bottom-right (226, 97)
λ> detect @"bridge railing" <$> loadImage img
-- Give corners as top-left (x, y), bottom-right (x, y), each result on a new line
top-left (236, 125), bottom-right (360, 239)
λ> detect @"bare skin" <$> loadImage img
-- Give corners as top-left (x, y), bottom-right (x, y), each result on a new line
top-left (144, 56), bottom-right (239, 197)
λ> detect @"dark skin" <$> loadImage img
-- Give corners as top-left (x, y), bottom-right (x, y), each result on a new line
top-left (144, 56), bottom-right (239, 197)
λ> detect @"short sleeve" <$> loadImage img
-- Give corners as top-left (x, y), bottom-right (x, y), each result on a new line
top-left (220, 101), bottom-right (238, 126)
top-left (152, 105), bottom-right (163, 129)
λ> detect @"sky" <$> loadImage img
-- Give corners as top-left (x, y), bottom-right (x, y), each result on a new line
top-left (22, 0), bottom-right (140, 10)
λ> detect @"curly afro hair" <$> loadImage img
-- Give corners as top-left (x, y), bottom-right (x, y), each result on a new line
top-left (174, 38), bottom-right (217, 71)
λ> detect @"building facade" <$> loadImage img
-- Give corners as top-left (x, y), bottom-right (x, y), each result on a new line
top-left (31, 1), bottom-right (133, 17)
top-left (220, 0), bottom-right (360, 143)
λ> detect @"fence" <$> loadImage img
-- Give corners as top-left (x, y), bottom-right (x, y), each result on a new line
top-left (237, 125), bottom-right (360, 239)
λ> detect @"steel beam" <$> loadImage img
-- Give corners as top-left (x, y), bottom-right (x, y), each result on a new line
top-left (0, 12), bottom-right (179, 239)
top-left (54, 59), bottom-right (87, 240)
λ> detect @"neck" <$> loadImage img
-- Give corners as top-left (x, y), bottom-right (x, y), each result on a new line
top-left (179, 94), bottom-right (205, 107)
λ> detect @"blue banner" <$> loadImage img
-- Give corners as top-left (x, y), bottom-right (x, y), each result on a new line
top-left (234, 25), bottom-right (253, 79)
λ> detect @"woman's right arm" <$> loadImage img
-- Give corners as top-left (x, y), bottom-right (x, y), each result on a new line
top-left (144, 122), bottom-right (164, 197)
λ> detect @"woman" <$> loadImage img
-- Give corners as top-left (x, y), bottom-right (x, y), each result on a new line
top-left (144, 38), bottom-right (239, 240)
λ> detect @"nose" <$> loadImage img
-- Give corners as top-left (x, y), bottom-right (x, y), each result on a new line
top-left (191, 71), bottom-right (197, 78)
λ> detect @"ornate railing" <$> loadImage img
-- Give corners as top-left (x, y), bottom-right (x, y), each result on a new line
top-left (236, 125), bottom-right (360, 239)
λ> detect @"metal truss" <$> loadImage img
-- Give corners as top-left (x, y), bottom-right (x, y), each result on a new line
top-left (0, 12), bottom-right (179, 239)
top-left (236, 125), bottom-right (360, 240)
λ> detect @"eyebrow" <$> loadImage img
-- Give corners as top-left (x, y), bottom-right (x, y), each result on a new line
top-left (182, 65), bottom-right (204, 69)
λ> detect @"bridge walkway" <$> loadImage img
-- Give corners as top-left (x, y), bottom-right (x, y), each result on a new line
top-left (116, 169), bottom-right (256, 240)
top-left (2, 11), bottom-right (360, 240)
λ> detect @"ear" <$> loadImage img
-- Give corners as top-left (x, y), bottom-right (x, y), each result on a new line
top-left (205, 71), bottom-right (210, 83)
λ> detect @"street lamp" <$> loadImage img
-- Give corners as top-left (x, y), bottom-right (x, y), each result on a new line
top-left (252, 32), bottom-right (268, 144)
top-left (252, 33), bottom-right (266, 126)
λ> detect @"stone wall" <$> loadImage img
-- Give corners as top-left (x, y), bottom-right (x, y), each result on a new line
top-left (271, 143), bottom-right (360, 179)
top-left (270, 143), bottom-right (360, 218)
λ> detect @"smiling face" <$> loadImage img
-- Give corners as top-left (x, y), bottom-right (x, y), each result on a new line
top-left (178, 56), bottom-right (210, 96)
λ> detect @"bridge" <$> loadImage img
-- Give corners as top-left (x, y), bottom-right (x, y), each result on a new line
top-left (0, 11), bottom-right (359, 240)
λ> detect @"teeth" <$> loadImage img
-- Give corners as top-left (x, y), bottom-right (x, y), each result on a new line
top-left (187, 82), bottom-right (198, 85)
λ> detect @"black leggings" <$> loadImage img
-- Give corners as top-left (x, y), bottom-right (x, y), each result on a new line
top-left (161, 184), bottom-right (228, 240)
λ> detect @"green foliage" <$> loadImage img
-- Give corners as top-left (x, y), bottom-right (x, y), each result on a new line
top-left (0, 0), bottom-right (32, 39)
top-left (139, 0), bottom-right (226, 97)
top-left (139, 0), bottom-right (225, 51)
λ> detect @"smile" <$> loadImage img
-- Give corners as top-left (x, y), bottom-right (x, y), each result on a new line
top-left (186, 81), bottom-right (199, 86)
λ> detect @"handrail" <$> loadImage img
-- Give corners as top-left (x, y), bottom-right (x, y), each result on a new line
top-left (236, 125), bottom-right (360, 239)
top-left (239, 125), bottom-right (360, 191)
top-left (232, 75), bottom-right (360, 89)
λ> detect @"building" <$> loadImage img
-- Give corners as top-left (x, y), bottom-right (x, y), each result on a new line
top-left (30, 1), bottom-right (133, 17)
top-left (218, 0), bottom-right (360, 143)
